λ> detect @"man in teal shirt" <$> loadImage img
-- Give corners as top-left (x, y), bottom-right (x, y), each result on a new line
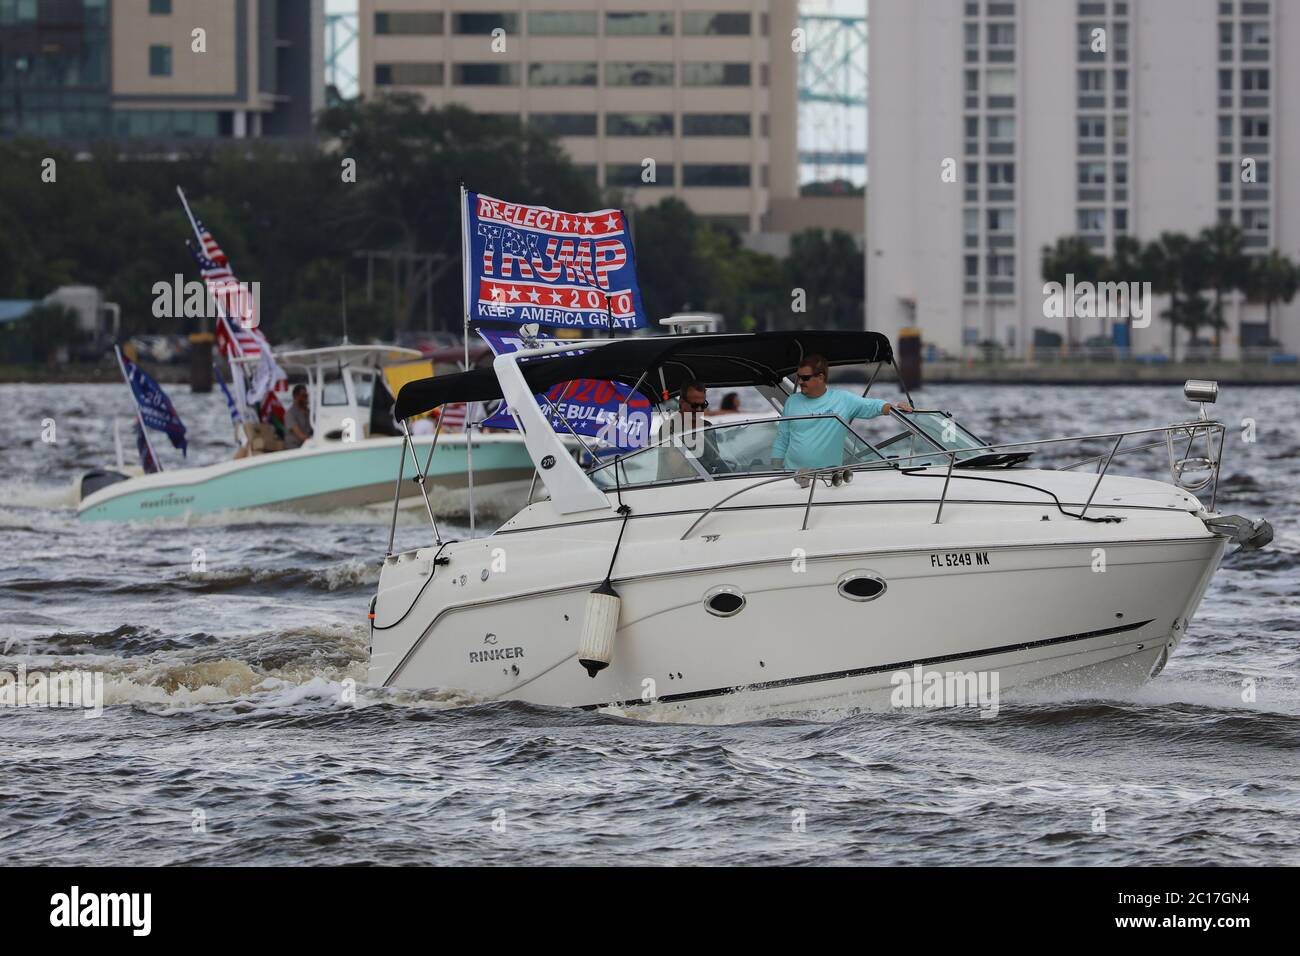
top-left (771, 354), bottom-right (912, 470)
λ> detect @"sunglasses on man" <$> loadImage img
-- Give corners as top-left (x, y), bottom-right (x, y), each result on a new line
top-left (797, 372), bottom-right (823, 382)
top-left (685, 400), bottom-right (709, 410)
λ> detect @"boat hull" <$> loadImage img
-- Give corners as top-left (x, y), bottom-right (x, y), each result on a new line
top-left (370, 505), bottom-right (1227, 715)
top-left (76, 434), bottom-right (535, 522)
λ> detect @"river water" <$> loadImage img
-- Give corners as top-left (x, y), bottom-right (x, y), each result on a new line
top-left (1, 381), bottom-right (1296, 865)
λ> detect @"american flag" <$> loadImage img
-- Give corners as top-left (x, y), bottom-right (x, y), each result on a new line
top-left (439, 402), bottom-right (468, 432)
top-left (185, 217), bottom-right (286, 427)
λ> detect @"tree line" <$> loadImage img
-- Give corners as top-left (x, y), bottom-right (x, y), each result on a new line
top-left (0, 95), bottom-right (864, 359)
top-left (1041, 227), bottom-right (1298, 359)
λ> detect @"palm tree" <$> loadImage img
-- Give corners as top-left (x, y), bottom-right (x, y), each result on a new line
top-left (1166, 293), bottom-right (1217, 348)
top-left (1041, 236), bottom-right (1105, 350)
top-left (1248, 249), bottom-right (1300, 345)
top-left (1141, 233), bottom-right (1186, 361)
top-left (1199, 223), bottom-right (1250, 356)
top-left (1105, 235), bottom-right (1143, 350)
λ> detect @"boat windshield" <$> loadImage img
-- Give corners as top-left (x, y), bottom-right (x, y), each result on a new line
top-left (897, 410), bottom-right (989, 462)
top-left (587, 415), bottom-right (888, 490)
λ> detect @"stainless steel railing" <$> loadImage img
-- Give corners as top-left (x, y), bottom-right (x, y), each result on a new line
top-left (679, 419), bottom-right (1226, 541)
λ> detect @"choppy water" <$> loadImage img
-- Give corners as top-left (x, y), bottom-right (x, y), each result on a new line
top-left (1, 381), bottom-right (1297, 865)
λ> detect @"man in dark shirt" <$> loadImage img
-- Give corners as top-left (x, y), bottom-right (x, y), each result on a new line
top-left (284, 384), bottom-right (313, 450)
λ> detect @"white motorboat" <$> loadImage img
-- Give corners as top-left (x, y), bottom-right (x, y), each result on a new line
top-left (77, 344), bottom-right (536, 522)
top-left (366, 331), bottom-right (1271, 716)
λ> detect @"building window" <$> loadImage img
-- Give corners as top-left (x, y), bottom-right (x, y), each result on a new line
top-left (964, 255), bottom-right (979, 277)
top-left (988, 23), bottom-right (1014, 46)
top-left (605, 62), bottom-right (673, 86)
top-left (682, 62), bottom-right (751, 86)
top-left (987, 116), bottom-right (1015, 141)
top-left (606, 113), bottom-right (673, 136)
top-left (965, 71), bottom-right (978, 92)
top-left (528, 62), bottom-right (597, 86)
top-left (963, 209), bottom-right (979, 236)
top-left (682, 12), bottom-right (751, 35)
top-left (529, 113), bottom-right (597, 136)
top-left (965, 116), bottom-right (979, 139)
top-left (987, 254), bottom-right (1015, 277)
top-left (682, 164), bottom-right (751, 187)
top-left (1113, 70), bottom-right (1128, 92)
top-left (1241, 115), bottom-right (1269, 137)
top-left (986, 69), bottom-right (1015, 95)
top-left (1077, 161), bottom-right (1106, 184)
top-left (148, 45), bottom-right (171, 77)
top-left (1241, 21), bottom-right (1269, 45)
top-left (987, 162), bottom-right (1014, 184)
top-left (149, 0), bottom-right (171, 14)
top-left (1241, 69), bottom-right (1269, 91)
top-left (1241, 208), bottom-right (1269, 232)
top-left (375, 12), bottom-right (443, 34)
top-left (1077, 117), bottom-right (1105, 140)
top-left (1078, 69), bottom-right (1104, 91)
top-left (453, 13), bottom-right (519, 35)
top-left (682, 113), bottom-right (752, 136)
top-left (1114, 209), bottom-right (1128, 232)
top-left (1077, 209), bottom-right (1105, 232)
top-left (527, 11), bottom-right (597, 35)
top-left (1113, 162), bottom-right (1128, 185)
top-left (375, 62), bottom-right (443, 86)
top-left (606, 12), bottom-right (674, 35)
top-left (452, 63), bottom-right (519, 86)
top-left (607, 163), bottom-right (675, 187)
top-left (986, 208), bottom-right (1014, 232)
top-left (965, 163), bottom-right (979, 183)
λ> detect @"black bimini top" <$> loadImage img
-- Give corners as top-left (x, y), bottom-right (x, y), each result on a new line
top-left (394, 330), bottom-right (894, 420)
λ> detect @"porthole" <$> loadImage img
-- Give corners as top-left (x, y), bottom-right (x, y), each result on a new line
top-left (837, 571), bottom-right (887, 602)
top-left (704, 585), bottom-right (746, 617)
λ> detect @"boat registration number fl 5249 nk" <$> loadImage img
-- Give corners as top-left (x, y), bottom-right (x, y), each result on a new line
top-left (930, 551), bottom-right (992, 568)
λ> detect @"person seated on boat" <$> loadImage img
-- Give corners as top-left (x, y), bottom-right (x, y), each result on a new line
top-left (713, 392), bottom-right (742, 415)
top-left (772, 354), bottom-right (912, 471)
top-left (656, 381), bottom-right (713, 479)
top-left (284, 384), bottom-right (314, 450)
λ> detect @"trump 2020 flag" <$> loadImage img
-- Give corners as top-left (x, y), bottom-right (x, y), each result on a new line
top-left (120, 351), bottom-right (188, 456)
top-left (476, 327), bottom-right (653, 450)
top-left (466, 191), bottom-right (647, 331)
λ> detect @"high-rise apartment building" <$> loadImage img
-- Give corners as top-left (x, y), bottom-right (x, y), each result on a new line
top-left (868, 0), bottom-right (1299, 359)
top-left (0, 0), bottom-right (323, 141)
top-left (357, 0), bottom-right (800, 233)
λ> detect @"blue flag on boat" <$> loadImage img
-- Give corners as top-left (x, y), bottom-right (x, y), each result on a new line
top-left (476, 328), bottom-right (653, 450)
top-left (120, 350), bottom-right (188, 456)
top-left (465, 191), bottom-right (647, 331)
top-left (214, 362), bottom-right (241, 425)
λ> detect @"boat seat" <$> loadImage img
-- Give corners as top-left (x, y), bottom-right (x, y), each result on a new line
top-left (243, 422), bottom-right (285, 454)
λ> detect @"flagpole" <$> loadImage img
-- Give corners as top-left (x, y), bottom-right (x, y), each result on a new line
top-left (180, 186), bottom-right (249, 424)
top-left (176, 185), bottom-right (206, 247)
top-left (459, 181), bottom-right (476, 536)
top-left (115, 345), bottom-right (164, 474)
